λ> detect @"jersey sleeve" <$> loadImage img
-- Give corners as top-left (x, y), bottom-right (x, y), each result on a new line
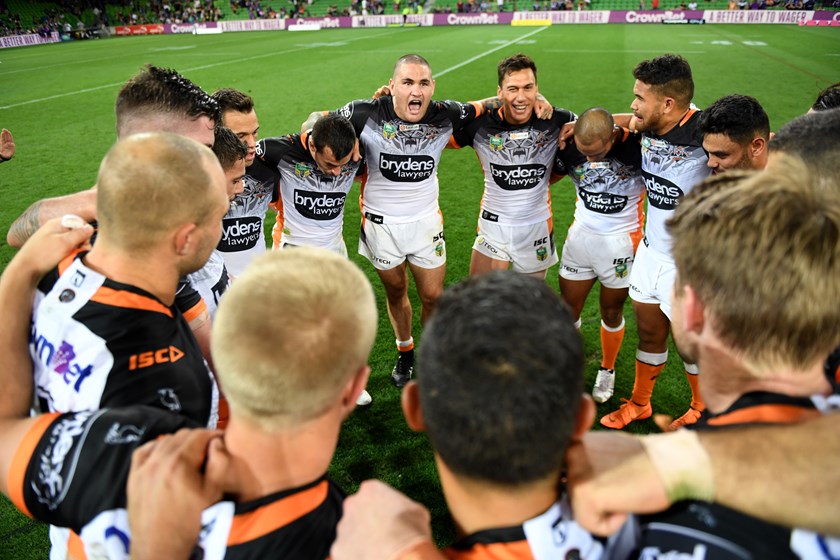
top-left (174, 278), bottom-right (206, 323)
top-left (441, 99), bottom-right (481, 132)
top-left (12, 407), bottom-right (195, 532)
top-left (334, 98), bottom-right (376, 137)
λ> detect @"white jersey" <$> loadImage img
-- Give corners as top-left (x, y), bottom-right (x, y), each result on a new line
top-left (556, 128), bottom-right (646, 236)
top-left (640, 109), bottom-right (710, 257)
top-left (186, 249), bottom-right (230, 319)
top-left (337, 96), bottom-right (481, 223)
top-left (217, 173), bottom-right (275, 278)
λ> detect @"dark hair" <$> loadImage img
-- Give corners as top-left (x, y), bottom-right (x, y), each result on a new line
top-left (497, 53), bottom-right (537, 87)
top-left (312, 114), bottom-right (357, 161)
top-left (212, 126), bottom-right (248, 171)
top-left (115, 65), bottom-right (219, 125)
top-left (696, 94), bottom-right (770, 145)
top-left (393, 53), bottom-right (431, 75)
top-left (418, 272), bottom-right (584, 486)
top-left (633, 54), bottom-right (694, 107)
top-left (213, 87), bottom-right (255, 115)
top-left (769, 108), bottom-right (840, 183)
top-left (812, 82), bottom-right (840, 112)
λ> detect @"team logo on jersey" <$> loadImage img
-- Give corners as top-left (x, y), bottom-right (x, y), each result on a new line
top-left (382, 122), bottom-right (397, 140)
top-left (642, 171), bottom-right (684, 210)
top-left (489, 135), bottom-right (504, 152)
top-left (104, 422), bottom-right (146, 445)
top-left (669, 145), bottom-right (690, 161)
top-left (295, 162), bottom-right (313, 178)
top-left (571, 164), bottom-right (586, 181)
top-left (58, 289), bottom-right (75, 303)
top-left (158, 388), bottom-right (183, 412)
top-left (490, 163), bottom-right (546, 191)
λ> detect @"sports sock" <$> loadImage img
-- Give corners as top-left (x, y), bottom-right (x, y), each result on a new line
top-left (600, 317), bottom-right (625, 370)
top-left (573, 317), bottom-right (582, 331)
top-left (396, 338), bottom-right (415, 363)
top-left (685, 363), bottom-right (705, 411)
top-left (630, 350), bottom-right (668, 406)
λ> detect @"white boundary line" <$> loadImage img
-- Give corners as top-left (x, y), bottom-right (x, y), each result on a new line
top-left (0, 29), bottom-right (401, 110)
top-left (434, 26), bottom-right (549, 78)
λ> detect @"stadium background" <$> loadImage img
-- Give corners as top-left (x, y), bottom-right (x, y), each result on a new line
top-left (0, 15), bottom-right (837, 557)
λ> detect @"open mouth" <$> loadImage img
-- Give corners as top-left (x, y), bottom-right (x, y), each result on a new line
top-left (408, 99), bottom-right (423, 112)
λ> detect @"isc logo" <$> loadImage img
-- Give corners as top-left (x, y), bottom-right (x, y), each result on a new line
top-left (533, 237), bottom-right (548, 247)
top-left (128, 346), bottom-right (185, 371)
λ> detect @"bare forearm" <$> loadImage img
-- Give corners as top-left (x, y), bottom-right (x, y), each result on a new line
top-left (7, 189), bottom-right (97, 248)
top-left (7, 201), bottom-right (44, 248)
top-left (702, 414), bottom-right (840, 535)
top-left (0, 259), bottom-right (40, 417)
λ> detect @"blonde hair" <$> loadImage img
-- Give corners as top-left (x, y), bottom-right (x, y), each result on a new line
top-left (668, 156), bottom-right (840, 370)
top-left (96, 133), bottom-right (220, 253)
top-left (212, 249), bottom-right (377, 430)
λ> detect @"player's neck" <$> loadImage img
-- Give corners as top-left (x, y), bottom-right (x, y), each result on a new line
top-left (436, 457), bottom-right (559, 537)
top-left (697, 338), bottom-right (831, 414)
top-left (219, 412), bottom-right (341, 502)
top-left (653, 106), bottom-right (691, 137)
top-left (83, 244), bottom-right (179, 305)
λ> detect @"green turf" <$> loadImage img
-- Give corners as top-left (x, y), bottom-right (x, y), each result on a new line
top-left (0, 24), bottom-right (837, 557)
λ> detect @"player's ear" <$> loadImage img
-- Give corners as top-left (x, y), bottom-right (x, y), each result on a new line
top-left (750, 136), bottom-right (767, 158)
top-left (173, 223), bottom-right (198, 256)
top-left (571, 394), bottom-right (596, 441)
top-left (401, 381), bottom-right (425, 432)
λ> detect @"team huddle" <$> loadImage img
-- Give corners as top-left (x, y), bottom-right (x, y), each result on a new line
top-left (0, 50), bottom-right (838, 560)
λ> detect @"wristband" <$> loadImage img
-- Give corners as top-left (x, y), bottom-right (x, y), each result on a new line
top-left (640, 429), bottom-right (715, 503)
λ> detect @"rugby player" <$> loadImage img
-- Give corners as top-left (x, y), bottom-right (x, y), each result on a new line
top-left (600, 160), bottom-right (840, 556)
top-left (0, 246), bottom-right (377, 559)
top-left (333, 272), bottom-right (605, 560)
top-left (769, 107), bottom-right (840, 185)
top-left (304, 54), bottom-right (490, 389)
top-left (554, 107), bottom-right (645, 404)
top-left (696, 93), bottom-right (770, 174)
top-left (600, 54), bottom-right (710, 431)
top-left (450, 54), bottom-right (576, 279)
top-left (6, 65), bottom-right (221, 367)
top-left (213, 88), bottom-right (276, 277)
top-left (247, 114), bottom-right (373, 406)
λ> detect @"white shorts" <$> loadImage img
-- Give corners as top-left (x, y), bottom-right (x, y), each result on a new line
top-left (277, 236), bottom-right (348, 258)
top-left (472, 217), bottom-right (558, 274)
top-left (358, 211), bottom-right (445, 271)
top-left (559, 224), bottom-right (642, 289)
top-left (628, 239), bottom-right (677, 320)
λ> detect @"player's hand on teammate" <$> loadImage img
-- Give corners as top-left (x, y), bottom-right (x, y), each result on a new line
top-left (558, 121), bottom-right (575, 150)
top-left (535, 94), bottom-right (554, 120)
top-left (0, 128), bottom-right (15, 162)
top-left (128, 429), bottom-right (229, 560)
top-left (10, 215), bottom-right (93, 280)
top-left (332, 480), bottom-right (444, 560)
top-left (565, 431), bottom-right (671, 536)
top-left (372, 85), bottom-right (392, 99)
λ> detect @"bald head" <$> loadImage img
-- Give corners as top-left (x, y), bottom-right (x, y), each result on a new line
top-left (575, 108), bottom-right (615, 145)
top-left (97, 133), bottom-right (227, 255)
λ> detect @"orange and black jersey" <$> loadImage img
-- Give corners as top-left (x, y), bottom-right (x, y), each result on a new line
top-left (444, 499), bottom-right (605, 560)
top-left (32, 253), bottom-right (218, 427)
top-left (616, 389), bottom-right (840, 560)
top-left (8, 407), bottom-right (345, 559)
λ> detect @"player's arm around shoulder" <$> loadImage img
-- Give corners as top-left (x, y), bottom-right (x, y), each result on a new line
top-left (7, 187), bottom-right (98, 248)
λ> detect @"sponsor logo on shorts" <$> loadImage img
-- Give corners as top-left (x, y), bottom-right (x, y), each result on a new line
top-left (642, 171), bottom-right (684, 210)
top-left (536, 246), bottom-right (548, 261)
top-left (579, 189), bottom-right (629, 214)
top-left (219, 216), bottom-right (263, 251)
top-left (293, 189), bottom-right (346, 221)
top-left (562, 265), bottom-right (579, 273)
top-left (379, 153), bottom-right (435, 182)
top-left (476, 235), bottom-right (499, 255)
top-left (372, 256), bottom-right (392, 266)
top-left (490, 163), bottom-right (546, 191)
top-left (615, 264), bottom-right (628, 278)
top-left (32, 333), bottom-right (94, 392)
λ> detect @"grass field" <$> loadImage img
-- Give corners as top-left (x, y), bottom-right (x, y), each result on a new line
top-left (0, 23), bottom-right (837, 558)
